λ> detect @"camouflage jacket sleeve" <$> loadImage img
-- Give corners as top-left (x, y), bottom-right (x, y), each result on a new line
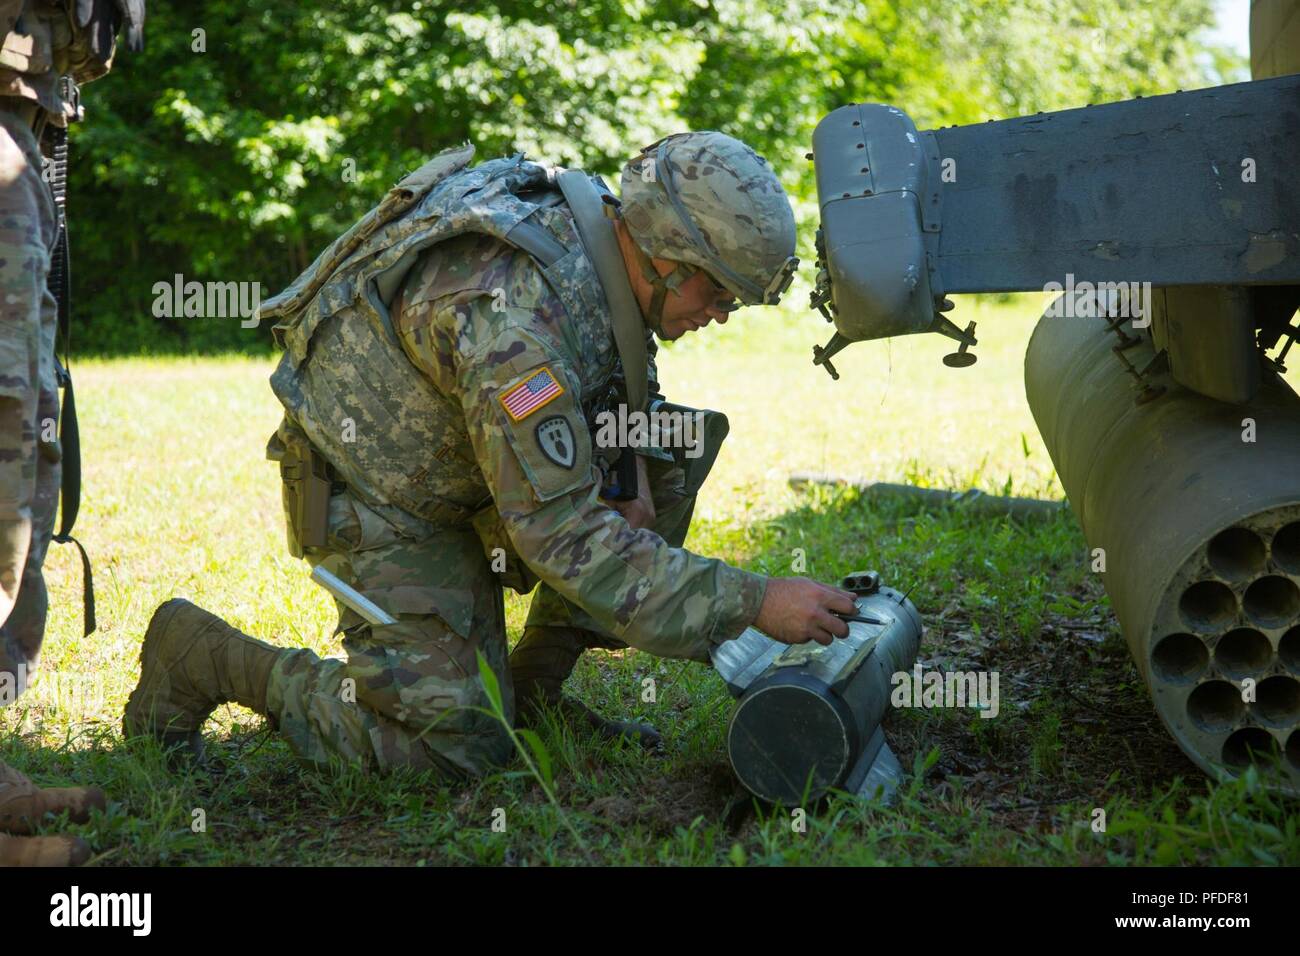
top-left (451, 296), bottom-right (767, 660)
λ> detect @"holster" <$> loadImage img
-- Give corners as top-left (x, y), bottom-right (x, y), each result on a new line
top-left (267, 426), bottom-right (334, 558)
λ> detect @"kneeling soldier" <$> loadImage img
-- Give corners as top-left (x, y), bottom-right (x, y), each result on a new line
top-left (125, 132), bottom-right (856, 779)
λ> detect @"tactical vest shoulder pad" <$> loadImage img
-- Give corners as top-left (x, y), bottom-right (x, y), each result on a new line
top-left (261, 143), bottom-right (476, 349)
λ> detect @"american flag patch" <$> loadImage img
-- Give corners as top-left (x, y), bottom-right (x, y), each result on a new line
top-left (499, 367), bottom-right (564, 421)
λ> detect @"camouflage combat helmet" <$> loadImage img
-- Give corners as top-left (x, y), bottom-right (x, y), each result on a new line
top-left (618, 131), bottom-right (798, 330)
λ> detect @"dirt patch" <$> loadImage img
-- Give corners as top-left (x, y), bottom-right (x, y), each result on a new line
top-left (584, 759), bottom-right (743, 835)
top-left (885, 578), bottom-right (1203, 826)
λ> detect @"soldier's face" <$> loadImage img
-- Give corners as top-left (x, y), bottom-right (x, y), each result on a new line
top-left (657, 268), bottom-right (739, 340)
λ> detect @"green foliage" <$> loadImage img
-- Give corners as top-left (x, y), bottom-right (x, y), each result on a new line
top-left (69, 0), bottom-right (1238, 353)
top-left (901, 0), bottom-right (1246, 126)
top-left (473, 650), bottom-right (580, 847)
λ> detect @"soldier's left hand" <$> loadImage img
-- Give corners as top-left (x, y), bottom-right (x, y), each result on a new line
top-left (608, 454), bottom-right (655, 529)
top-left (612, 492), bottom-right (656, 530)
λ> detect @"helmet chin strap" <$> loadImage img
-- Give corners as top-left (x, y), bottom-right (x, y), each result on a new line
top-left (626, 235), bottom-right (692, 336)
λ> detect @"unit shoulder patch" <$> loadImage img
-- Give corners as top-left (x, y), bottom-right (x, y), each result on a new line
top-left (535, 415), bottom-right (576, 469)
top-left (494, 365), bottom-right (591, 503)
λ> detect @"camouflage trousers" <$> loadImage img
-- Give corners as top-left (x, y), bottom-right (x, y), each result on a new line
top-left (265, 455), bottom-right (695, 778)
top-left (0, 107), bottom-right (58, 704)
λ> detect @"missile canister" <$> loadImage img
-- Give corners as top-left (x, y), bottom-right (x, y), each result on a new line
top-left (1026, 307), bottom-right (1300, 794)
top-left (710, 571), bottom-right (923, 804)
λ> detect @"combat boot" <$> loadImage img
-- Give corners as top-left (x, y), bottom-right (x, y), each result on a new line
top-left (123, 598), bottom-right (286, 759)
top-left (510, 626), bottom-right (662, 749)
top-left (0, 760), bottom-right (106, 834)
top-left (0, 833), bottom-right (92, 866)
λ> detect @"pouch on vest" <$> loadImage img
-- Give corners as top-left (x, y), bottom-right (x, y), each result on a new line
top-left (269, 428), bottom-right (333, 558)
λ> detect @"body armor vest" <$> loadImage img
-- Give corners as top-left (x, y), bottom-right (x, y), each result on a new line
top-left (262, 147), bottom-right (617, 534)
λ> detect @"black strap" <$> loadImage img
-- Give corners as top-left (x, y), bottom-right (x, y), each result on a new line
top-left (47, 125), bottom-right (70, 353)
top-left (554, 169), bottom-right (651, 416)
top-left (53, 360), bottom-right (82, 539)
top-left (504, 215), bottom-right (568, 267)
top-left (45, 119), bottom-right (95, 637)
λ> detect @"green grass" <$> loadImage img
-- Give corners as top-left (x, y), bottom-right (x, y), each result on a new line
top-left (3, 293), bottom-right (1298, 865)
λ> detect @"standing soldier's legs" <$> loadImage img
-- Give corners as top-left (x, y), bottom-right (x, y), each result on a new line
top-left (0, 109), bottom-right (58, 700)
top-left (511, 456), bottom-right (697, 741)
top-left (0, 109), bottom-right (105, 867)
top-left (0, 317), bottom-right (58, 694)
top-left (126, 496), bottom-right (514, 780)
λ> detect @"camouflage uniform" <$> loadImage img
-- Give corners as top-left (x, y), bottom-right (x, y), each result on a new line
top-left (0, 104), bottom-right (56, 698)
top-left (0, 0), bottom-right (134, 867)
top-left (0, 0), bottom-right (115, 701)
top-left (258, 150), bottom-right (768, 777)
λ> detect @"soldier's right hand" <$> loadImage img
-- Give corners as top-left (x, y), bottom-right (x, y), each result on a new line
top-left (754, 577), bottom-right (858, 646)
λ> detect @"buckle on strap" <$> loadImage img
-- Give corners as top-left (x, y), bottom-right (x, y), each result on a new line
top-left (59, 76), bottom-right (81, 123)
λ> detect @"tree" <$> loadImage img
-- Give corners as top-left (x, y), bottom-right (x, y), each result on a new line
top-left (68, 0), bottom-right (1240, 352)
